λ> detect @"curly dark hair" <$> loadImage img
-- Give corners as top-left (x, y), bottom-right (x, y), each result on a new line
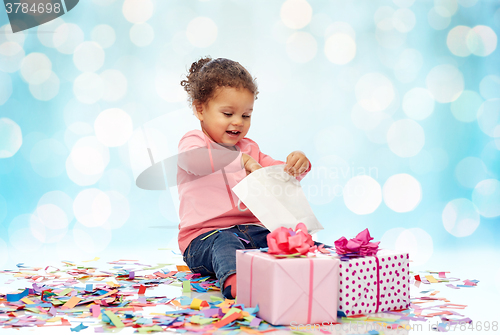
top-left (180, 57), bottom-right (259, 106)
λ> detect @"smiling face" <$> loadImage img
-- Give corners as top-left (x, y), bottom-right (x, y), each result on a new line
top-left (194, 86), bottom-right (254, 147)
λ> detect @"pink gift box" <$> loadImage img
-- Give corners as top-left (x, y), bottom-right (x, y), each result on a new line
top-left (236, 250), bottom-right (339, 325)
top-left (336, 249), bottom-right (410, 316)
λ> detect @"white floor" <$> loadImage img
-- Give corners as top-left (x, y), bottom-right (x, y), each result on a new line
top-left (0, 245), bottom-right (498, 334)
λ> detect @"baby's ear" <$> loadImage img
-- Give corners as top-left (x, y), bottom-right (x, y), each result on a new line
top-left (193, 101), bottom-right (204, 120)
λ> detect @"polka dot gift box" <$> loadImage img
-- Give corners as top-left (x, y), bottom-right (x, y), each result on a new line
top-left (336, 249), bottom-right (410, 316)
top-left (334, 229), bottom-right (410, 316)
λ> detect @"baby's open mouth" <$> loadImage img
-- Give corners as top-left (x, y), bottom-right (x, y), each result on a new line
top-left (227, 130), bottom-right (240, 135)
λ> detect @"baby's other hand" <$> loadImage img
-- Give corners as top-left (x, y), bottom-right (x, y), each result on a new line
top-left (285, 151), bottom-right (309, 177)
top-left (242, 153), bottom-right (262, 175)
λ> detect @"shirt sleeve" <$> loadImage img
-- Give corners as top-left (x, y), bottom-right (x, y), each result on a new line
top-left (254, 141), bottom-right (312, 182)
top-left (178, 131), bottom-right (243, 176)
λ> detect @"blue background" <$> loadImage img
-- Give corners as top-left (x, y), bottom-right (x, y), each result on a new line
top-left (0, 0), bottom-right (499, 273)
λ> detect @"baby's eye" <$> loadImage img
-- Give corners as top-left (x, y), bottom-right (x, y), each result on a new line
top-left (243, 115), bottom-right (251, 118)
top-left (223, 113), bottom-right (232, 117)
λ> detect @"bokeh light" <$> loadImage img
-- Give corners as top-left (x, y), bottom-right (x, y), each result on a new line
top-left (355, 73), bottom-right (395, 112)
top-left (20, 52), bottom-right (52, 85)
top-left (53, 23), bottom-right (84, 54)
top-left (450, 90), bottom-right (483, 122)
top-left (479, 75), bottom-right (500, 100)
top-left (31, 204), bottom-right (69, 243)
top-left (0, 118), bottom-right (22, 158)
top-left (100, 69), bottom-right (128, 102)
top-left (130, 23), bottom-right (155, 47)
top-left (94, 108), bottom-right (134, 147)
top-left (343, 176), bottom-right (382, 215)
top-left (324, 33), bottom-right (356, 65)
top-left (73, 188), bottom-right (112, 228)
top-left (38, 190), bottom-right (74, 223)
top-left (286, 32), bottom-right (317, 63)
top-left (426, 64), bottom-right (464, 103)
top-left (280, 0), bottom-right (312, 30)
top-left (29, 71), bottom-right (60, 101)
top-left (122, 0), bottom-right (154, 24)
top-left (37, 18), bottom-right (63, 48)
top-left (392, 8), bottom-right (416, 33)
top-left (73, 42), bottom-right (105, 72)
top-left (383, 173), bottom-right (422, 213)
top-left (402, 87), bottom-right (435, 120)
top-left (393, 0), bottom-right (416, 7)
top-left (472, 179), bottom-right (500, 218)
top-left (477, 98), bottom-right (500, 137)
top-left (387, 119), bottom-right (425, 158)
top-left (91, 24), bottom-right (116, 49)
top-left (455, 156), bottom-right (489, 189)
top-left (434, 0), bottom-right (458, 17)
top-left (0, 42), bottom-right (24, 73)
top-left (383, 228), bottom-right (434, 266)
top-left (73, 72), bottom-right (104, 104)
top-left (427, 8), bottom-right (451, 30)
top-left (69, 136), bottom-right (110, 176)
top-left (186, 17), bottom-right (217, 48)
top-left (466, 25), bottom-right (497, 57)
top-left (442, 198), bottom-right (480, 237)
top-left (447, 25), bottom-right (472, 57)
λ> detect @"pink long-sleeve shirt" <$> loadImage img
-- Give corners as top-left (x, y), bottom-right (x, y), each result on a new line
top-left (177, 129), bottom-right (312, 254)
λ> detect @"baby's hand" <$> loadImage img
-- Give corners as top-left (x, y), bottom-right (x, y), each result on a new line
top-left (285, 151), bottom-right (309, 177)
top-left (242, 153), bottom-right (262, 175)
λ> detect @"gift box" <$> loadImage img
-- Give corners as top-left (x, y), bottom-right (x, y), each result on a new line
top-left (236, 250), bottom-right (339, 325)
top-left (336, 249), bottom-right (410, 316)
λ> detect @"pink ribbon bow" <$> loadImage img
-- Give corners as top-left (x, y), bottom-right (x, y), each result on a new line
top-left (267, 223), bottom-right (314, 255)
top-left (334, 228), bottom-right (380, 256)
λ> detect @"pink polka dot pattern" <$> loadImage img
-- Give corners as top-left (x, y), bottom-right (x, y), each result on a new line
top-left (337, 250), bottom-right (410, 316)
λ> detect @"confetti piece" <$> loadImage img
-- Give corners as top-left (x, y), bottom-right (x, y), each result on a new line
top-left (138, 285), bottom-right (146, 294)
top-left (82, 257), bottom-right (100, 263)
top-left (129, 271), bottom-right (135, 279)
top-left (70, 322), bottom-right (89, 332)
top-left (425, 275), bottom-right (438, 283)
top-left (7, 288), bottom-right (29, 302)
top-left (182, 281), bottom-right (191, 293)
top-left (91, 305), bottom-right (101, 317)
top-left (213, 312), bottom-right (241, 328)
top-left (103, 310), bottom-right (125, 328)
top-left (61, 296), bottom-right (82, 310)
top-left (177, 265), bottom-right (190, 272)
top-left (21, 297), bottom-right (35, 304)
top-left (439, 272), bottom-right (446, 278)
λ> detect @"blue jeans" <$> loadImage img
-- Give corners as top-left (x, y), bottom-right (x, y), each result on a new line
top-left (183, 225), bottom-right (269, 293)
top-left (182, 224), bottom-right (330, 297)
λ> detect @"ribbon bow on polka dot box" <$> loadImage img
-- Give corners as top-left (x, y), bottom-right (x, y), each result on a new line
top-left (336, 249), bottom-right (410, 317)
